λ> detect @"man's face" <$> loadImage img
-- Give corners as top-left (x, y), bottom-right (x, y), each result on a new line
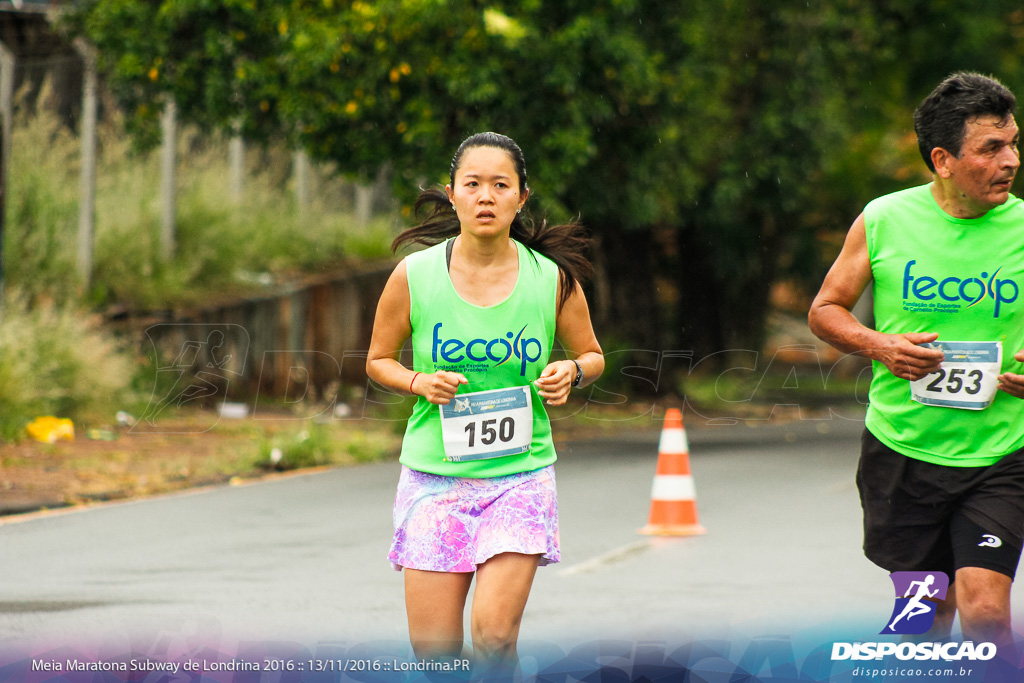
top-left (943, 114), bottom-right (1020, 217)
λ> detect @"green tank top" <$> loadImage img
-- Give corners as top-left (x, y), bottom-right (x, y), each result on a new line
top-left (865, 184), bottom-right (1024, 466)
top-left (400, 238), bottom-right (559, 477)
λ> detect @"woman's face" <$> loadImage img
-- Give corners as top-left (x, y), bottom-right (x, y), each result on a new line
top-left (446, 146), bottom-right (528, 238)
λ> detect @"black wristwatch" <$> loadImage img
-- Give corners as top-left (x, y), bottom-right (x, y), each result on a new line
top-left (570, 359), bottom-right (584, 387)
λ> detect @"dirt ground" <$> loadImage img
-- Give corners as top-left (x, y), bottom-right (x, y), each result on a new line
top-left (0, 404), bottom-right (651, 518)
top-left (0, 412), bottom-right (402, 517)
top-left (0, 391), bottom-right (845, 519)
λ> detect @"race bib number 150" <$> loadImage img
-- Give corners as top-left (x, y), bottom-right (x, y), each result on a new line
top-left (909, 340), bottom-right (1002, 410)
top-left (440, 386), bottom-right (533, 462)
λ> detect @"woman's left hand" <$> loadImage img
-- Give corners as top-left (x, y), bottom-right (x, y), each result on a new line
top-left (533, 360), bottom-right (577, 406)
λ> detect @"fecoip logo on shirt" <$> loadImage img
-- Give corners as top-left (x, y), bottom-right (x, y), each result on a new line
top-left (431, 322), bottom-right (543, 376)
top-left (902, 260), bottom-right (1018, 317)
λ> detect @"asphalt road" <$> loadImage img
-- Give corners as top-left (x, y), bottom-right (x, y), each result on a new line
top-left (0, 413), bottom-right (931, 661)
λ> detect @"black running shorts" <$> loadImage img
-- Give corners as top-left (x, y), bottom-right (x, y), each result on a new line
top-left (857, 428), bottom-right (1024, 579)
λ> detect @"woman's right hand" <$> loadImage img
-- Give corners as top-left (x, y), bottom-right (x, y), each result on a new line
top-left (412, 371), bottom-right (469, 405)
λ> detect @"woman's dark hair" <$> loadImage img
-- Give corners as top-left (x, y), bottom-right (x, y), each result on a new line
top-left (914, 72), bottom-right (1017, 172)
top-left (392, 132), bottom-right (592, 309)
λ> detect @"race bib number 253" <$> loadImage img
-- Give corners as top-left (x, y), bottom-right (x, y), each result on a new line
top-left (909, 341), bottom-right (1002, 410)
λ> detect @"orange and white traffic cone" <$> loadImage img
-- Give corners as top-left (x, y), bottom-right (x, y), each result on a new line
top-left (639, 408), bottom-right (706, 536)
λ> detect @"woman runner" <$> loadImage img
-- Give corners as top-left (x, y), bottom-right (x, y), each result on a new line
top-left (366, 131), bottom-right (604, 672)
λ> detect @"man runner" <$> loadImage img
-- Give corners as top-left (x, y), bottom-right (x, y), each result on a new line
top-left (809, 72), bottom-right (1024, 648)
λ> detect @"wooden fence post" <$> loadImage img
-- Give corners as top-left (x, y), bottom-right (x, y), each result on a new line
top-left (74, 38), bottom-right (98, 285)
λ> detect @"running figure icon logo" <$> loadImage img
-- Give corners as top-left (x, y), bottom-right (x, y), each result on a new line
top-left (881, 571), bottom-right (950, 635)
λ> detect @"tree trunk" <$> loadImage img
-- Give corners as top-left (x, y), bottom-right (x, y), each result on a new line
top-left (294, 148), bottom-right (310, 217)
top-left (229, 130), bottom-right (244, 203)
top-left (160, 99), bottom-right (177, 261)
top-left (675, 225), bottom-right (726, 363)
top-left (594, 227), bottom-right (662, 351)
top-left (0, 42), bottom-right (12, 305)
top-left (675, 209), bottom-right (779, 367)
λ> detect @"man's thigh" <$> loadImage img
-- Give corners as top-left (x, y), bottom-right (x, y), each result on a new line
top-left (858, 429), bottom-right (1024, 578)
top-left (858, 429), bottom-right (968, 575)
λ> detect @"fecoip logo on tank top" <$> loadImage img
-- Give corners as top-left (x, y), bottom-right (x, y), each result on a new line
top-left (431, 322), bottom-right (543, 376)
top-left (902, 260), bottom-right (1018, 317)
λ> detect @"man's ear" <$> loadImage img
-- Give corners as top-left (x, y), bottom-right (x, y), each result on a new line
top-left (931, 147), bottom-right (955, 179)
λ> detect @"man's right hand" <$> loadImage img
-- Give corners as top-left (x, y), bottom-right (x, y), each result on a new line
top-left (873, 332), bottom-right (945, 381)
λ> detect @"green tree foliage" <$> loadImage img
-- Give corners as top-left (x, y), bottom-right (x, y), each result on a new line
top-left (668, 1), bottom-right (882, 356)
top-left (60, 1), bottom-right (1024, 366)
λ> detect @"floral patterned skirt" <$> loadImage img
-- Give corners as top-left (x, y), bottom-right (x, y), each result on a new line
top-left (388, 464), bottom-right (560, 572)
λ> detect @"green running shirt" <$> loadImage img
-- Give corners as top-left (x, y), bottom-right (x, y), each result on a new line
top-left (865, 184), bottom-right (1024, 466)
top-left (399, 238), bottom-right (559, 477)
